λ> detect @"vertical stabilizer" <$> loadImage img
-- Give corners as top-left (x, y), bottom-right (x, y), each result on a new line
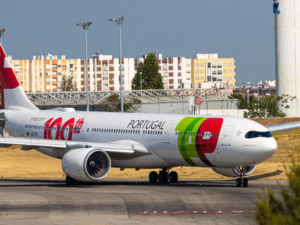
top-left (0, 45), bottom-right (38, 110)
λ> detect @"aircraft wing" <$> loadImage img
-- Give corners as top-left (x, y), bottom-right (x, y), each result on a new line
top-left (0, 137), bottom-right (150, 158)
top-left (265, 121), bottom-right (300, 133)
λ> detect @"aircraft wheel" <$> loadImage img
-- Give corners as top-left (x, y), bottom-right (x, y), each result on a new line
top-left (236, 178), bottom-right (242, 187)
top-left (158, 171), bottom-right (168, 183)
top-left (169, 171), bottom-right (178, 183)
top-left (242, 178), bottom-right (248, 187)
top-left (66, 176), bottom-right (75, 186)
top-left (149, 171), bottom-right (158, 183)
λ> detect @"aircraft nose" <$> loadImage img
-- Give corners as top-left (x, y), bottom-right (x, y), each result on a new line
top-left (265, 138), bottom-right (277, 157)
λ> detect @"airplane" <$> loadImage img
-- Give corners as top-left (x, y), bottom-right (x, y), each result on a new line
top-left (0, 44), bottom-right (299, 187)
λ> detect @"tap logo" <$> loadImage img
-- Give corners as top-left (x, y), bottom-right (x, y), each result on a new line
top-left (273, 0), bottom-right (280, 13)
top-left (175, 117), bottom-right (223, 167)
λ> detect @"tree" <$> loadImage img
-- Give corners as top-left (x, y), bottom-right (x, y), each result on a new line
top-left (231, 94), bottom-right (296, 118)
top-left (100, 94), bottom-right (142, 112)
top-left (61, 75), bottom-right (78, 92)
top-left (256, 161), bottom-right (300, 224)
top-left (231, 93), bottom-right (248, 109)
top-left (131, 53), bottom-right (164, 90)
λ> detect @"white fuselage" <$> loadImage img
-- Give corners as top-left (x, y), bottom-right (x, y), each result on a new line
top-left (3, 110), bottom-right (277, 169)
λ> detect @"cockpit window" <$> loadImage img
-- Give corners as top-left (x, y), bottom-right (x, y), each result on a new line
top-left (245, 131), bottom-right (272, 138)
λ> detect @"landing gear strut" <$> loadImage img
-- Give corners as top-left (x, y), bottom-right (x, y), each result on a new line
top-left (236, 167), bottom-right (248, 187)
top-left (148, 169), bottom-right (178, 183)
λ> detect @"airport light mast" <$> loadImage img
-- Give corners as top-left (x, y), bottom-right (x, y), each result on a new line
top-left (108, 17), bottom-right (125, 113)
top-left (76, 22), bottom-right (92, 112)
top-left (0, 28), bottom-right (6, 45)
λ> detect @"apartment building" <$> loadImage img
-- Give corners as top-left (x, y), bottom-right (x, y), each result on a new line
top-left (156, 54), bottom-right (192, 89)
top-left (8, 58), bottom-right (31, 92)
top-left (191, 54), bottom-right (236, 88)
top-left (8, 53), bottom-right (235, 92)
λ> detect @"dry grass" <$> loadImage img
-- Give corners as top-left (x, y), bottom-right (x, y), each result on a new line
top-left (0, 117), bottom-right (300, 180)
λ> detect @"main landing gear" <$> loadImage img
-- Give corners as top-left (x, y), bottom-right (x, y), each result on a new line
top-left (236, 167), bottom-right (248, 187)
top-left (149, 169), bottom-right (178, 183)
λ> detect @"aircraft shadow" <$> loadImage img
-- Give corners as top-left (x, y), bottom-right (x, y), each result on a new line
top-left (248, 170), bottom-right (284, 180)
top-left (0, 178), bottom-right (244, 188)
top-left (0, 171), bottom-right (283, 188)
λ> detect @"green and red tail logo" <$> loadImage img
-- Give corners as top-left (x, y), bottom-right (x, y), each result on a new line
top-left (175, 117), bottom-right (223, 167)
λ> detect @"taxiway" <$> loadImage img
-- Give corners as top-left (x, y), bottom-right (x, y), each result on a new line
top-left (0, 178), bottom-right (287, 224)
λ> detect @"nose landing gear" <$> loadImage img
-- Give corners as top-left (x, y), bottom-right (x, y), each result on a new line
top-left (149, 169), bottom-right (178, 183)
top-left (236, 167), bottom-right (248, 187)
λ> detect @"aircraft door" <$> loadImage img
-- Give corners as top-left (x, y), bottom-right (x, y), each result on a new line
top-left (163, 123), bottom-right (174, 143)
top-left (80, 122), bottom-right (88, 140)
top-left (19, 116), bottom-right (28, 136)
top-left (222, 125), bottom-right (235, 146)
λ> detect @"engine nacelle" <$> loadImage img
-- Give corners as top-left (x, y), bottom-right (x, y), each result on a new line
top-left (62, 148), bottom-right (111, 182)
top-left (212, 165), bottom-right (257, 178)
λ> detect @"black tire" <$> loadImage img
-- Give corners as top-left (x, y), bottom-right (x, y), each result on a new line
top-left (66, 176), bottom-right (75, 186)
top-left (236, 178), bottom-right (242, 187)
top-left (149, 171), bottom-right (158, 183)
top-left (158, 171), bottom-right (168, 183)
top-left (242, 178), bottom-right (248, 187)
top-left (169, 171), bottom-right (178, 183)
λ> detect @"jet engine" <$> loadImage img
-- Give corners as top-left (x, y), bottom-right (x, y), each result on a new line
top-left (62, 148), bottom-right (111, 182)
top-left (212, 165), bottom-right (257, 178)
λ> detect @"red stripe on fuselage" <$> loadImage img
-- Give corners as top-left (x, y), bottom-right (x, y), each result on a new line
top-left (196, 118), bottom-right (223, 167)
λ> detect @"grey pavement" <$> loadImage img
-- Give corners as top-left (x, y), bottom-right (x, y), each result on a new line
top-left (0, 178), bottom-right (287, 224)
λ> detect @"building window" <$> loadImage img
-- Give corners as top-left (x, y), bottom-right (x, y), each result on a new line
top-left (229, 77), bottom-right (233, 79)
top-left (200, 70), bottom-right (204, 73)
top-left (195, 77), bottom-right (199, 80)
top-left (200, 77), bottom-right (205, 80)
top-left (200, 64), bottom-right (204, 67)
top-left (195, 70), bottom-right (199, 73)
top-left (223, 63), bottom-right (227, 66)
top-left (228, 63), bottom-right (233, 66)
top-left (223, 70), bottom-right (227, 73)
top-left (207, 62), bottom-right (211, 68)
top-left (195, 64), bottom-right (199, 66)
top-left (228, 70), bottom-right (232, 73)
top-left (186, 77), bottom-right (191, 80)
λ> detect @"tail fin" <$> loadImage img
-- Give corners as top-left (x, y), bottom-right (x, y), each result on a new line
top-left (0, 45), bottom-right (38, 110)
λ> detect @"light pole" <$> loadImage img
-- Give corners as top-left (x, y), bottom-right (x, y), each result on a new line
top-left (0, 28), bottom-right (6, 45)
top-left (247, 82), bottom-right (250, 107)
top-left (76, 22), bottom-right (92, 112)
top-left (108, 16), bottom-right (125, 113)
top-left (140, 72), bottom-right (142, 91)
top-left (257, 83), bottom-right (260, 110)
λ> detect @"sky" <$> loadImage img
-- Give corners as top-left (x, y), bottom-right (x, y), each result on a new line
top-left (0, 0), bottom-right (276, 85)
